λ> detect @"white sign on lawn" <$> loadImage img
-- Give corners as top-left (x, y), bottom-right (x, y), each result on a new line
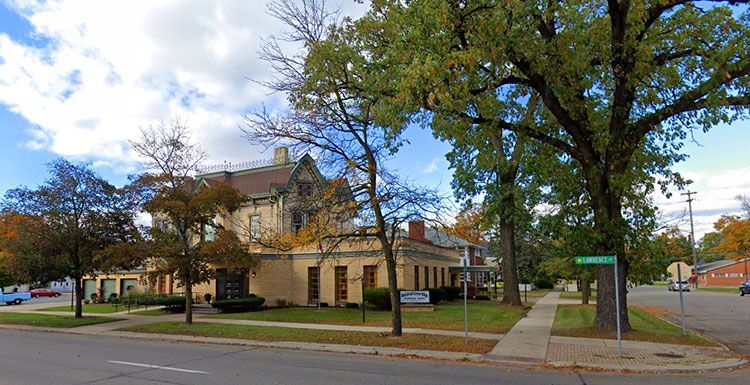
top-left (400, 290), bottom-right (430, 304)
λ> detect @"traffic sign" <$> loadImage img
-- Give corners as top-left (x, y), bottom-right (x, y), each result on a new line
top-left (575, 255), bottom-right (616, 265)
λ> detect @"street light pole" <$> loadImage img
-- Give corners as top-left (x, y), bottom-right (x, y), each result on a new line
top-left (681, 191), bottom-right (698, 288)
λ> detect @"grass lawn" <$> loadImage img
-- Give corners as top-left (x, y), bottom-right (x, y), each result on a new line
top-left (0, 312), bottom-right (121, 328)
top-left (652, 281), bottom-right (669, 287)
top-left (118, 321), bottom-right (496, 354)
top-left (697, 286), bottom-right (738, 293)
top-left (559, 291), bottom-right (597, 300)
top-left (552, 304), bottom-right (716, 346)
top-left (206, 301), bottom-right (528, 334)
top-left (38, 303), bottom-right (134, 314)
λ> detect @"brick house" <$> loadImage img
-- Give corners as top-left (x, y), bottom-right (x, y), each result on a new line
top-left (88, 148), bottom-right (460, 305)
top-left (695, 258), bottom-right (750, 287)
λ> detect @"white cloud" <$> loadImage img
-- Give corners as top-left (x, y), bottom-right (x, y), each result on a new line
top-left (654, 167), bottom-right (750, 240)
top-left (422, 158), bottom-right (439, 174)
top-left (0, 0), bottom-right (368, 169)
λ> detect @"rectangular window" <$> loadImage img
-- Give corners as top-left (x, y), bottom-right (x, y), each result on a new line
top-left (433, 267), bottom-right (438, 288)
top-left (363, 265), bottom-right (378, 288)
top-left (729, 273), bottom-right (739, 278)
top-left (308, 266), bottom-right (319, 305)
top-left (414, 266), bottom-right (420, 290)
top-left (299, 182), bottom-right (313, 197)
top-left (335, 266), bottom-right (348, 305)
top-left (292, 211), bottom-right (307, 233)
top-left (202, 222), bottom-right (216, 241)
top-left (154, 219), bottom-right (170, 232)
top-left (424, 266), bottom-right (429, 289)
top-left (441, 267), bottom-right (445, 287)
top-left (250, 215), bottom-right (261, 241)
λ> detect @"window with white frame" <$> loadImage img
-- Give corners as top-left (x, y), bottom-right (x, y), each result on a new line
top-left (250, 215), bottom-right (261, 241)
top-left (729, 273), bottom-right (739, 278)
top-left (154, 219), bottom-right (170, 232)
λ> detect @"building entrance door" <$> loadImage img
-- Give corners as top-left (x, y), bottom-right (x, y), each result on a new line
top-left (216, 269), bottom-right (248, 300)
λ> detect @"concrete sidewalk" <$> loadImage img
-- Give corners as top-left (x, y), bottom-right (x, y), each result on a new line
top-left (485, 291), bottom-right (560, 363)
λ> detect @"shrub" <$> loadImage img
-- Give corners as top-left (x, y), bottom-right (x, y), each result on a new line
top-left (534, 276), bottom-right (554, 289)
top-left (275, 298), bottom-right (289, 308)
top-left (473, 295), bottom-right (491, 301)
top-left (440, 286), bottom-right (462, 301)
top-left (157, 296), bottom-right (188, 313)
top-left (423, 288), bottom-right (446, 305)
top-left (344, 302), bottom-right (359, 309)
top-left (108, 293), bottom-right (118, 303)
top-left (364, 287), bottom-right (391, 310)
top-left (212, 297), bottom-right (266, 313)
top-left (319, 302), bottom-right (329, 308)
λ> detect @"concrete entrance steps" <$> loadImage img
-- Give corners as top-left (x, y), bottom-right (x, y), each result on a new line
top-left (484, 291), bottom-right (560, 363)
top-left (192, 304), bottom-right (218, 314)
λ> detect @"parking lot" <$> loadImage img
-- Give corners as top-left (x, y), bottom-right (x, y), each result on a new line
top-left (629, 285), bottom-right (750, 354)
top-left (0, 292), bottom-right (71, 307)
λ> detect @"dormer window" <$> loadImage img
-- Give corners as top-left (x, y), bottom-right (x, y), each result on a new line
top-left (298, 182), bottom-right (313, 197)
top-left (154, 219), bottom-right (170, 233)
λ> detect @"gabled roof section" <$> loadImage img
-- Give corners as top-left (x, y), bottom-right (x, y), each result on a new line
top-left (696, 258), bottom-right (750, 273)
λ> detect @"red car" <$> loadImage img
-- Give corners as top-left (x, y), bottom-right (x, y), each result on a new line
top-left (29, 288), bottom-right (62, 298)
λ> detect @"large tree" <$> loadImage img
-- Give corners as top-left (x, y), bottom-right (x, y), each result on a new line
top-left (355, 0), bottom-right (749, 331)
top-left (243, 0), bottom-right (444, 336)
top-left (2, 160), bottom-right (142, 317)
top-left (130, 119), bottom-right (258, 325)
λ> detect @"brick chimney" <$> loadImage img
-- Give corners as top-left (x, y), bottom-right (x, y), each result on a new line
top-left (408, 221), bottom-right (428, 243)
top-left (273, 147), bottom-right (290, 165)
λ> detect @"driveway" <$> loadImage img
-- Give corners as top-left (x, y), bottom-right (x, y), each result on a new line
top-left (628, 286), bottom-right (750, 355)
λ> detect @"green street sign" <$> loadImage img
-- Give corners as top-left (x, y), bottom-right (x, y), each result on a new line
top-left (575, 255), bottom-right (616, 265)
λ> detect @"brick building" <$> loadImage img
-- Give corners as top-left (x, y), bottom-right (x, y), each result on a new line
top-left (86, 148), bottom-right (461, 305)
top-left (696, 258), bottom-right (750, 287)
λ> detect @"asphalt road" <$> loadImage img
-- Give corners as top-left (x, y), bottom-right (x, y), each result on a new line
top-left (0, 329), bottom-right (746, 385)
top-left (628, 285), bottom-right (750, 354)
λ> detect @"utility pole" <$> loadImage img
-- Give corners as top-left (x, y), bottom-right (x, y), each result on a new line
top-left (681, 191), bottom-right (698, 288)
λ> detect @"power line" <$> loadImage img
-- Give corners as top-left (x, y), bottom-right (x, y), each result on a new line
top-left (681, 191), bottom-right (698, 288)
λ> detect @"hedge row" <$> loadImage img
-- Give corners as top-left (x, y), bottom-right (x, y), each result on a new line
top-left (211, 297), bottom-right (266, 313)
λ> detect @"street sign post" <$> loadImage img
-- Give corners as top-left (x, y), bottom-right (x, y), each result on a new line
top-left (575, 255), bottom-right (622, 356)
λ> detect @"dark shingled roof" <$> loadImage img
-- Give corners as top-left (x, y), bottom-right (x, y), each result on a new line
top-left (200, 164), bottom-right (295, 196)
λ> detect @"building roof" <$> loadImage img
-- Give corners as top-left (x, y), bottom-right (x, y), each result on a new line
top-left (424, 228), bottom-right (487, 250)
top-left (695, 258), bottom-right (750, 273)
top-left (195, 154), bottom-right (322, 197)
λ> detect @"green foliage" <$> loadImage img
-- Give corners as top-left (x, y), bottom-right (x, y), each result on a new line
top-left (357, 0), bottom-right (749, 331)
top-left (533, 276), bottom-right (555, 290)
top-left (344, 301), bottom-right (360, 309)
top-left (157, 296), bottom-right (189, 313)
top-left (364, 287), bottom-right (392, 310)
top-left (423, 287), bottom-right (446, 305)
top-left (440, 286), bottom-right (462, 301)
top-left (212, 297), bottom-right (266, 313)
top-left (1, 159), bottom-right (143, 317)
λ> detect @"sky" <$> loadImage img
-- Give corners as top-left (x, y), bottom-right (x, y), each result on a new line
top-left (0, 0), bottom-right (748, 241)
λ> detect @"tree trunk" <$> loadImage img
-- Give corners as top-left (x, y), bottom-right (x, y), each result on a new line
top-left (184, 282), bottom-right (193, 325)
top-left (581, 279), bottom-right (590, 305)
top-left (74, 276), bottom-right (83, 319)
top-left (500, 219), bottom-right (522, 306)
top-left (587, 170), bottom-right (631, 332)
top-left (382, 246), bottom-right (402, 336)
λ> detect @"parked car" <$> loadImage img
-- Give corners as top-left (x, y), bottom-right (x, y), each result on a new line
top-left (29, 288), bottom-right (62, 298)
top-left (740, 282), bottom-right (750, 296)
top-left (0, 288), bottom-right (32, 305)
top-left (668, 280), bottom-right (690, 292)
